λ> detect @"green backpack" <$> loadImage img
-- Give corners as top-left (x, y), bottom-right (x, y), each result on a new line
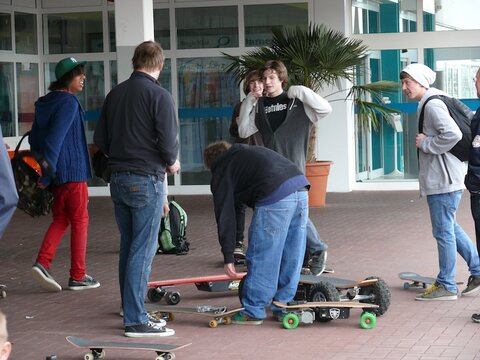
top-left (158, 200), bottom-right (189, 255)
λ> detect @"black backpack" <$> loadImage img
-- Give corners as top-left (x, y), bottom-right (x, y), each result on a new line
top-left (419, 95), bottom-right (473, 162)
top-left (10, 131), bottom-right (53, 217)
top-left (157, 200), bottom-right (189, 255)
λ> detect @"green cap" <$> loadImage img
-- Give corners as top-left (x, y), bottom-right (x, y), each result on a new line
top-left (55, 57), bottom-right (87, 80)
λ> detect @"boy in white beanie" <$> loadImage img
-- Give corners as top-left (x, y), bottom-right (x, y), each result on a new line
top-left (0, 311), bottom-right (11, 360)
top-left (400, 63), bottom-right (480, 301)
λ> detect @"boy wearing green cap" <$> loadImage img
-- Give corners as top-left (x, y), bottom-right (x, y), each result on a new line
top-left (29, 57), bottom-right (100, 292)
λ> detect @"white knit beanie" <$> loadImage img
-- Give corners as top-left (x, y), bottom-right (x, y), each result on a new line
top-left (401, 63), bottom-right (436, 89)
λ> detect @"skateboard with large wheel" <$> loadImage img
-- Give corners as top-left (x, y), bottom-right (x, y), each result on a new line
top-left (147, 305), bottom-right (244, 328)
top-left (147, 272), bottom-right (246, 305)
top-left (273, 300), bottom-right (379, 330)
top-left (295, 274), bottom-right (391, 316)
top-left (398, 271), bottom-right (463, 290)
top-left (66, 336), bottom-right (191, 360)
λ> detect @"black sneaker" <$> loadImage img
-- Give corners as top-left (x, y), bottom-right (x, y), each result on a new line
top-left (31, 262), bottom-right (62, 292)
top-left (125, 322), bottom-right (175, 338)
top-left (68, 274), bottom-right (100, 290)
top-left (461, 275), bottom-right (480, 296)
top-left (147, 312), bottom-right (167, 327)
top-left (472, 313), bottom-right (480, 323)
top-left (309, 250), bottom-right (327, 276)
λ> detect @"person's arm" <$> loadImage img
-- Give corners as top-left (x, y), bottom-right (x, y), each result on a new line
top-left (287, 85), bottom-right (332, 124)
top-left (153, 91), bottom-right (179, 167)
top-left (418, 100), bottom-right (462, 155)
top-left (211, 176), bottom-right (237, 265)
top-left (238, 93), bottom-right (260, 138)
top-left (0, 131), bottom-right (18, 238)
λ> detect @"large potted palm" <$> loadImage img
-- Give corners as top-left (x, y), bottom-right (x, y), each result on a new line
top-left (223, 23), bottom-right (398, 206)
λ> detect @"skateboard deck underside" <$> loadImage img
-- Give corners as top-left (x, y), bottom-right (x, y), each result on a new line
top-left (66, 336), bottom-right (190, 352)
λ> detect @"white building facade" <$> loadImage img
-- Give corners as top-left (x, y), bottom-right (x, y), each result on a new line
top-left (1, 0), bottom-right (479, 196)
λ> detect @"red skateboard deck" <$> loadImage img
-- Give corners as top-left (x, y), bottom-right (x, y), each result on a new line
top-left (147, 273), bottom-right (246, 304)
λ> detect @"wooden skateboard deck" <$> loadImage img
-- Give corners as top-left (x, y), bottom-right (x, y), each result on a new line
top-left (66, 335), bottom-right (191, 360)
top-left (399, 271), bottom-right (463, 290)
top-left (147, 273), bottom-right (246, 304)
top-left (273, 301), bottom-right (378, 330)
top-left (148, 306), bottom-right (244, 328)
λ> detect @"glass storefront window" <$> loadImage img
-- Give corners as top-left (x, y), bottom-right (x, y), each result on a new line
top-left (0, 63), bottom-right (14, 137)
top-left (154, 8), bottom-right (170, 50)
top-left (175, 6), bottom-right (238, 49)
top-left (15, 12), bottom-right (37, 54)
top-left (44, 12), bottom-right (103, 54)
top-left (16, 62), bottom-right (38, 136)
top-left (423, 0), bottom-right (480, 31)
top-left (356, 49), bottom-right (420, 182)
top-left (108, 11), bottom-right (115, 52)
top-left (352, 0), bottom-right (416, 34)
top-left (244, 3), bottom-right (308, 47)
top-left (177, 57), bottom-right (239, 185)
top-left (0, 13), bottom-right (12, 51)
top-left (423, 47), bottom-right (480, 98)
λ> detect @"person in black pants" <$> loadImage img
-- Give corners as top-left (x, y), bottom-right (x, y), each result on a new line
top-left (229, 70), bottom-right (264, 257)
top-left (465, 67), bottom-right (480, 322)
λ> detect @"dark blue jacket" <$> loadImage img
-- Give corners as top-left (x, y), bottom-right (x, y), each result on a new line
top-left (466, 108), bottom-right (480, 193)
top-left (29, 91), bottom-right (91, 185)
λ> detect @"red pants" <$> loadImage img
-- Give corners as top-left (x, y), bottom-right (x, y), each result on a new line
top-left (36, 182), bottom-right (89, 281)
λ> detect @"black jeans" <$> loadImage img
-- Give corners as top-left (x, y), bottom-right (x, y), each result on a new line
top-left (470, 193), bottom-right (480, 256)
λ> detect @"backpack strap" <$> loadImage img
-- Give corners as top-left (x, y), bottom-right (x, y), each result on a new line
top-left (418, 95), bottom-right (443, 134)
top-left (14, 130), bottom-right (31, 155)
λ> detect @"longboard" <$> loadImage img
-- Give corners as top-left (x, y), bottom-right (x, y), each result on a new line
top-left (299, 274), bottom-right (378, 289)
top-left (147, 305), bottom-right (244, 328)
top-left (66, 335), bottom-right (191, 360)
top-left (147, 273), bottom-right (246, 305)
top-left (398, 271), bottom-right (463, 290)
top-left (272, 301), bottom-right (378, 330)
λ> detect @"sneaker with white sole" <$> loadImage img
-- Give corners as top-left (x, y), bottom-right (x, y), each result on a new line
top-left (124, 322), bottom-right (175, 338)
top-left (309, 250), bottom-right (327, 276)
top-left (31, 262), bottom-right (62, 292)
top-left (147, 313), bottom-right (167, 327)
top-left (415, 283), bottom-right (457, 301)
top-left (461, 275), bottom-right (480, 296)
top-left (68, 274), bottom-right (100, 290)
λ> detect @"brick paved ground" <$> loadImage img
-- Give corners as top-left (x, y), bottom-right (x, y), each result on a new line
top-left (1, 191), bottom-right (480, 360)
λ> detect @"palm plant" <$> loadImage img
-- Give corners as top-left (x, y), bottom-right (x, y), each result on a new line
top-left (223, 23), bottom-right (399, 163)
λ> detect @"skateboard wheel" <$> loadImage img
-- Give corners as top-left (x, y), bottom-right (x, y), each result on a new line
top-left (224, 316), bottom-right (232, 325)
top-left (403, 282), bottom-right (410, 290)
top-left (282, 313), bottom-right (299, 330)
top-left (209, 319), bottom-right (218, 328)
top-left (0, 290), bottom-right (6, 299)
top-left (165, 291), bottom-right (181, 305)
top-left (360, 312), bottom-right (376, 329)
top-left (157, 352), bottom-right (175, 360)
top-left (84, 353), bottom-right (94, 360)
top-left (147, 287), bottom-right (164, 303)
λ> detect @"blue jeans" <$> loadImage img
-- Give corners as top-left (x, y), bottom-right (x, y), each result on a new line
top-left (427, 190), bottom-right (480, 293)
top-left (110, 172), bottom-right (164, 326)
top-left (241, 191), bottom-right (308, 319)
top-left (306, 217), bottom-right (327, 253)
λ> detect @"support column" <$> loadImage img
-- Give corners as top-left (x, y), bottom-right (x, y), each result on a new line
top-left (114, 0), bottom-right (154, 82)
top-left (313, 0), bottom-right (354, 192)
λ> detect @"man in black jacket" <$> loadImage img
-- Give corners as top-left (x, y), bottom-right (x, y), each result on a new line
top-left (94, 41), bottom-right (179, 338)
top-left (204, 141), bottom-right (309, 325)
